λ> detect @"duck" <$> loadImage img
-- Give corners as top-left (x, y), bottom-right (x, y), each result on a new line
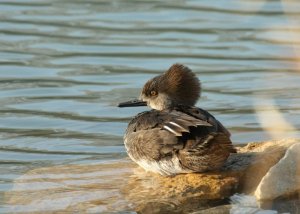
top-left (118, 64), bottom-right (235, 176)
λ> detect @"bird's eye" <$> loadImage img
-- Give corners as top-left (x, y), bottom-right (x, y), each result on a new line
top-left (150, 90), bottom-right (157, 96)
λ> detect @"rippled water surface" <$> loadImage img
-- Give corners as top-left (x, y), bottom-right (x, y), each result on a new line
top-left (1, 0), bottom-right (300, 212)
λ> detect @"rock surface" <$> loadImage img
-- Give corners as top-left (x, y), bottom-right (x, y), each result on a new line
top-left (224, 139), bottom-right (298, 194)
top-left (255, 142), bottom-right (300, 201)
top-left (124, 168), bottom-right (238, 213)
top-left (4, 138), bottom-right (300, 213)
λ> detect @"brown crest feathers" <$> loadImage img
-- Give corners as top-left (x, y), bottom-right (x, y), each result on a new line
top-left (162, 64), bottom-right (201, 106)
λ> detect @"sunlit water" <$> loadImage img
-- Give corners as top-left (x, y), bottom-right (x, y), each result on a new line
top-left (1, 0), bottom-right (300, 213)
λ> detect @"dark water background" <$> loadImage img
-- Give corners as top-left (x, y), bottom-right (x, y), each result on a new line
top-left (1, 0), bottom-right (300, 212)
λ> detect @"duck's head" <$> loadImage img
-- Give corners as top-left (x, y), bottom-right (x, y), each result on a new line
top-left (118, 64), bottom-right (201, 110)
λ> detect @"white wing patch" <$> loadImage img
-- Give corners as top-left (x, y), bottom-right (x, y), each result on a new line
top-left (169, 121), bottom-right (189, 132)
top-left (163, 125), bottom-right (182, 136)
top-left (162, 111), bottom-right (212, 136)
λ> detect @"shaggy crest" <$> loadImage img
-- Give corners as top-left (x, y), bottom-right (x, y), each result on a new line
top-left (163, 64), bottom-right (201, 106)
top-left (142, 64), bottom-right (201, 107)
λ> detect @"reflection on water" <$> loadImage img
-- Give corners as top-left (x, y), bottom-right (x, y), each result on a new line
top-left (5, 161), bottom-right (135, 213)
top-left (1, 0), bottom-right (300, 212)
top-left (4, 160), bottom-right (231, 213)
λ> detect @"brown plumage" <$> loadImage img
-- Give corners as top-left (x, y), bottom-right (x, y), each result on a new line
top-left (142, 64), bottom-right (201, 107)
top-left (163, 64), bottom-right (201, 106)
top-left (119, 64), bottom-right (235, 176)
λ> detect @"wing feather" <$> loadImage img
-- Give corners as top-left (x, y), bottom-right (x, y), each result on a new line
top-left (162, 111), bottom-right (212, 135)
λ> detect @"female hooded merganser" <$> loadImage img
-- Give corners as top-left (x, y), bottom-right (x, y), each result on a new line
top-left (118, 64), bottom-right (235, 176)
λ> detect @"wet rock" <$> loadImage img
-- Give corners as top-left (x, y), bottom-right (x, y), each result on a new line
top-left (127, 138), bottom-right (299, 213)
top-left (224, 139), bottom-right (298, 194)
top-left (255, 143), bottom-right (300, 201)
top-left (125, 168), bottom-right (237, 213)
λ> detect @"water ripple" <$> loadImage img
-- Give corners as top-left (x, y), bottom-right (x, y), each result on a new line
top-left (1, 0), bottom-right (300, 212)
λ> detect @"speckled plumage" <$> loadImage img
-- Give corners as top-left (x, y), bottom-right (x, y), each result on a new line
top-left (119, 64), bottom-right (235, 176)
top-left (124, 106), bottom-right (234, 175)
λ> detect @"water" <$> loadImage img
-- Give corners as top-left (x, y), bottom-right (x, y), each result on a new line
top-left (1, 0), bottom-right (300, 212)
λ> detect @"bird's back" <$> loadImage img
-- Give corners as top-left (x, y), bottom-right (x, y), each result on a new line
top-left (124, 106), bottom-right (235, 175)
